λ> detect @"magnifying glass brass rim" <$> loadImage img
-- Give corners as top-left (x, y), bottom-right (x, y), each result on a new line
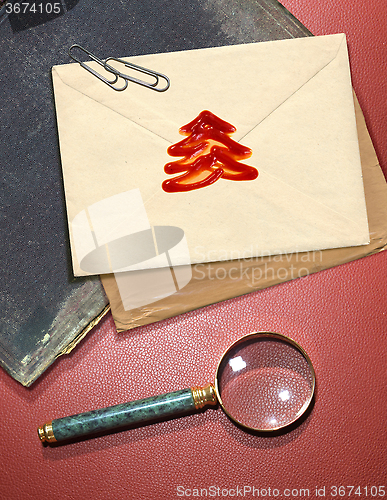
top-left (214, 331), bottom-right (316, 432)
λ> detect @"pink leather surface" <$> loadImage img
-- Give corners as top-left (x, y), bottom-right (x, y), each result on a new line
top-left (1, 2), bottom-right (387, 499)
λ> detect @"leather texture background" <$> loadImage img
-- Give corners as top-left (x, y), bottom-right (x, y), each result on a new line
top-left (1, 1), bottom-right (386, 499)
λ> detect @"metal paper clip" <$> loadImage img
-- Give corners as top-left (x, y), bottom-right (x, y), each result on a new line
top-left (104, 57), bottom-right (170, 92)
top-left (68, 45), bottom-right (126, 91)
top-left (68, 44), bottom-right (170, 92)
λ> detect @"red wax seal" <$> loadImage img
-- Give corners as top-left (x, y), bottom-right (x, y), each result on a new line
top-left (162, 110), bottom-right (258, 193)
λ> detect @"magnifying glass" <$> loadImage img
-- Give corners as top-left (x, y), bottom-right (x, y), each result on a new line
top-left (38, 332), bottom-right (315, 444)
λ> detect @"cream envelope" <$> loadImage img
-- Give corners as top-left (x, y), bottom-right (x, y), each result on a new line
top-left (52, 33), bottom-right (369, 277)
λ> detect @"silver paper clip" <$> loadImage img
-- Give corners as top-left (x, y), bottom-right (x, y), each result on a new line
top-left (68, 44), bottom-right (170, 92)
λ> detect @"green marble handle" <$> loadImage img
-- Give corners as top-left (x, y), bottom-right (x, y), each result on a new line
top-left (38, 384), bottom-right (216, 444)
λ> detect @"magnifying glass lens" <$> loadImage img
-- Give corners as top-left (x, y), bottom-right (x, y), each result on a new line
top-left (216, 335), bottom-right (314, 431)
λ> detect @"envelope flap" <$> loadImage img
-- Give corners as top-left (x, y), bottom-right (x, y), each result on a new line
top-left (53, 34), bottom-right (346, 143)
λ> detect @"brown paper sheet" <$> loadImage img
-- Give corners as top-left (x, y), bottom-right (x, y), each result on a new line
top-left (101, 96), bottom-right (387, 332)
